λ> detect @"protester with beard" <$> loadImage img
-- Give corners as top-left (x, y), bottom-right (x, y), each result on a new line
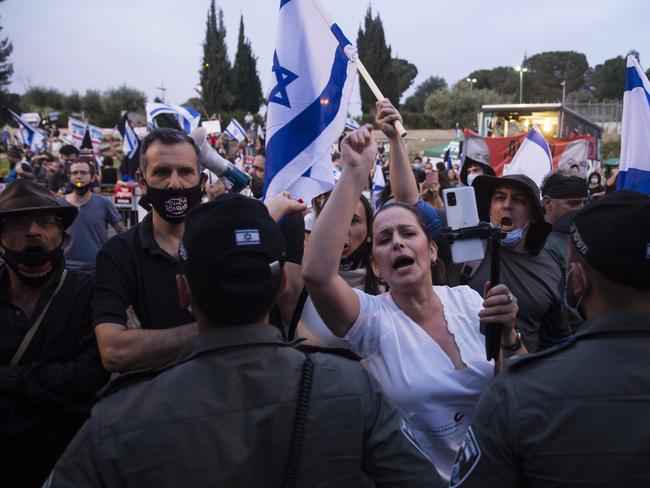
top-left (0, 180), bottom-right (108, 487)
top-left (93, 128), bottom-right (207, 373)
top-left (451, 191), bottom-right (650, 487)
top-left (57, 160), bottom-right (124, 272)
top-left (250, 149), bottom-right (266, 199)
top-left (303, 125), bottom-right (523, 481)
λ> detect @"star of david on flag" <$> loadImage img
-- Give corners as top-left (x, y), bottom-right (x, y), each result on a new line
top-left (617, 55), bottom-right (650, 195)
top-left (264, 0), bottom-right (358, 204)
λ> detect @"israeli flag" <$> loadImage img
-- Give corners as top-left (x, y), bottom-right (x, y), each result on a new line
top-left (372, 156), bottom-right (386, 210)
top-left (618, 55), bottom-right (650, 195)
top-left (120, 115), bottom-right (139, 159)
top-left (503, 126), bottom-right (553, 188)
top-left (345, 116), bottom-right (360, 131)
top-left (146, 102), bottom-right (201, 135)
top-left (264, 0), bottom-right (358, 203)
top-left (224, 118), bottom-right (247, 142)
top-left (8, 109), bottom-right (45, 151)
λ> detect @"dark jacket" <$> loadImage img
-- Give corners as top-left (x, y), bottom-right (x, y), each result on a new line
top-left (449, 312), bottom-right (650, 487)
top-left (48, 324), bottom-right (443, 488)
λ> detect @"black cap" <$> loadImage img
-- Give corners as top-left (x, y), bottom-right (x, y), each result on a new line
top-left (180, 194), bottom-right (286, 283)
top-left (568, 190), bottom-right (650, 289)
top-left (541, 173), bottom-right (588, 199)
top-left (472, 174), bottom-right (552, 254)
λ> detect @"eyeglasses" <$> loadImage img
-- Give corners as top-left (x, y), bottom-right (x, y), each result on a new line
top-left (2, 215), bottom-right (62, 231)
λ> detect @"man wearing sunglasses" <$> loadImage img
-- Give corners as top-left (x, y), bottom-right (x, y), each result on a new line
top-left (0, 179), bottom-right (108, 487)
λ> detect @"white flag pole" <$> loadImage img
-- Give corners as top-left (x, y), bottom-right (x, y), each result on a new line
top-left (309, 0), bottom-right (407, 138)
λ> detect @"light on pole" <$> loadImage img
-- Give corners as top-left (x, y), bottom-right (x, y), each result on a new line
top-left (515, 66), bottom-right (528, 103)
top-left (466, 77), bottom-right (477, 91)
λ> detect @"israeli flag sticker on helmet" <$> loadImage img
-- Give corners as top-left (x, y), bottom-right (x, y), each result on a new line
top-left (235, 229), bottom-right (261, 246)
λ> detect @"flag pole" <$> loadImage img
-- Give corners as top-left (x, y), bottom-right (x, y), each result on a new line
top-left (308, 0), bottom-right (407, 137)
top-left (354, 57), bottom-right (407, 138)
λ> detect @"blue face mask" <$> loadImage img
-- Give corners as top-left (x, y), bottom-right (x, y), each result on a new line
top-left (563, 268), bottom-right (585, 322)
top-left (501, 221), bottom-right (530, 247)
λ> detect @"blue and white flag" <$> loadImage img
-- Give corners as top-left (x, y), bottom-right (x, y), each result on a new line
top-left (372, 156), bottom-right (386, 210)
top-left (264, 0), bottom-right (358, 203)
top-left (68, 117), bottom-right (102, 154)
top-left (503, 126), bottom-right (553, 188)
top-left (118, 113), bottom-right (139, 159)
top-left (224, 118), bottom-right (247, 142)
top-left (8, 109), bottom-right (45, 151)
top-left (146, 102), bottom-right (201, 135)
top-left (618, 55), bottom-right (650, 195)
top-left (345, 116), bottom-right (360, 131)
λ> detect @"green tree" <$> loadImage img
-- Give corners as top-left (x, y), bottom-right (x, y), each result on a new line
top-left (424, 82), bottom-right (514, 129)
top-left (65, 91), bottom-right (83, 114)
top-left (466, 66), bottom-right (519, 95)
top-left (230, 14), bottom-right (263, 113)
top-left (0, 15), bottom-right (13, 95)
top-left (101, 85), bottom-right (147, 126)
top-left (199, 1), bottom-right (233, 115)
top-left (82, 89), bottom-right (103, 122)
top-left (356, 7), bottom-right (396, 112)
top-left (403, 76), bottom-right (447, 112)
top-left (522, 51), bottom-right (589, 102)
top-left (392, 58), bottom-right (418, 103)
top-left (589, 50), bottom-right (644, 101)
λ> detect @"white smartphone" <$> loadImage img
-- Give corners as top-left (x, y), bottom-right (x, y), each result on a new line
top-left (442, 187), bottom-right (485, 263)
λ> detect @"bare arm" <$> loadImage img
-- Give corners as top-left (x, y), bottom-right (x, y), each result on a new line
top-left (375, 100), bottom-right (419, 205)
top-left (94, 322), bottom-right (197, 373)
top-left (302, 126), bottom-right (376, 337)
top-left (112, 220), bottom-right (125, 233)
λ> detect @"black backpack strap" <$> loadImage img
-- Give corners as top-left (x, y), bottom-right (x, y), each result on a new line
top-left (282, 353), bottom-right (314, 488)
top-left (287, 286), bottom-right (309, 341)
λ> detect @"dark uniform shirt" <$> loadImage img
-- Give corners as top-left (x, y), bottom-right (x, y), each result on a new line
top-left (48, 324), bottom-right (444, 488)
top-left (92, 213), bottom-right (193, 329)
top-left (450, 312), bottom-right (650, 488)
top-left (0, 265), bottom-right (109, 487)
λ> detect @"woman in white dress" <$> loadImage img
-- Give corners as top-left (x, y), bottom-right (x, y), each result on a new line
top-left (302, 124), bottom-right (527, 481)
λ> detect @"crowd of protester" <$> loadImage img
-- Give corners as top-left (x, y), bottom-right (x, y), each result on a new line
top-left (0, 101), bottom-right (649, 488)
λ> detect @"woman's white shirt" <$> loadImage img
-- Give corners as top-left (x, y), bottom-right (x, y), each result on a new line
top-left (344, 285), bottom-right (494, 481)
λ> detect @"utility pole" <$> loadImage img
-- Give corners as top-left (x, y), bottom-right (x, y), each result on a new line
top-left (155, 81), bottom-right (167, 103)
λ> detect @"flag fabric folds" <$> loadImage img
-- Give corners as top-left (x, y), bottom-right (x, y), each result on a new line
top-left (8, 109), bottom-right (45, 151)
top-left (118, 113), bottom-right (140, 159)
top-left (372, 156), bottom-right (386, 210)
top-left (145, 102), bottom-right (200, 135)
top-left (503, 126), bottom-right (553, 189)
top-left (264, 0), bottom-right (358, 203)
top-left (618, 55), bottom-right (650, 195)
top-left (224, 119), bottom-right (247, 142)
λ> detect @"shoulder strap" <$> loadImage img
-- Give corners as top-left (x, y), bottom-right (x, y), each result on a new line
top-left (10, 269), bottom-right (68, 366)
top-left (287, 286), bottom-right (309, 341)
top-left (282, 353), bottom-right (314, 488)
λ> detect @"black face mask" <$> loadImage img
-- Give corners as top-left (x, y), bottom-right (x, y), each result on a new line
top-left (73, 181), bottom-right (92, 195)
top-left (339, 241), bottom-right (371, 272)
top-left (251, 176), bottom-right (264, 199)
top-left (144, 183), bottom-right (203, 224)
top-left (2, 243), bottom-right (64, 287)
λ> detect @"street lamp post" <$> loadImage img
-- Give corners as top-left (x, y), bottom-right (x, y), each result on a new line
top-left (466, 77), bottom-right (477, 91)
top-left (515, 66), bottom-right (528, 103)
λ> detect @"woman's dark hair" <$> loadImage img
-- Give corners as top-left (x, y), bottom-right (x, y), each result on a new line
top-left (313, 191), bottom-right (381, 295)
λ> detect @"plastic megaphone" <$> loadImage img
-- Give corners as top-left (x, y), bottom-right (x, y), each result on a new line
top-left (189, 127), bottom-right (251, 193)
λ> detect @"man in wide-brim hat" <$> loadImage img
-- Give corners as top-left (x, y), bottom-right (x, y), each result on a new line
top-left (0, 179), bottom-right (108, 487)
top-left (448, 173), bottom-right (571, 353)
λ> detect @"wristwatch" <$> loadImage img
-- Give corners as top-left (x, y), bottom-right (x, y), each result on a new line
top-left (501, 328), bottom-right (522, 352)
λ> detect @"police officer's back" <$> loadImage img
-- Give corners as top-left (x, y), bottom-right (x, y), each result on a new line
top-left (450, 191), bottom-right (650, 487)
top-left (47, 194), bottom-right (443, 487)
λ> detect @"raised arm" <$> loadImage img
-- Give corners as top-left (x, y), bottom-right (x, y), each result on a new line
top-left (302, 125), bottom-right (376, 337)
top-left (375, 99), bottom-right (419, 205)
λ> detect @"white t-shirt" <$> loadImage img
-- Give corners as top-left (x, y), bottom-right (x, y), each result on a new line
top-left (344, 285), bottom-right (494, 481)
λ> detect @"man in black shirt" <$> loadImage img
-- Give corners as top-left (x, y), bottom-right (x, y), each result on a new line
top-left (93, 128), bottom-right (206, 373)
top-left (0, 180), bottom-right (108, 487)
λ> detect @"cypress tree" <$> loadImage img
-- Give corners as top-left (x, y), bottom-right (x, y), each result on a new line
top-left (199, 2), bottom-right (233, 114)
top-left (231, 15), bottom-right (263, 112)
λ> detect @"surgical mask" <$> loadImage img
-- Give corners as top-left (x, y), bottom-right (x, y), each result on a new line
top-left (1, 242), bottom-right (64, 287)
top-left (467, 173), bottom-right (478, 186)
top-left (339, 241), bottom-right (370, 272)
top-left (73, 181), bottom-right (92, 195)
top-left (502, 221), bottom-right (529, 248)
top-left (563, 268), bottom-right (585, 321)
top-left (250, 176), bottom-right (264, 199)
top-left (590, 177), bottom-right (599, 185)
top-left (145, 183), bottom-right (203, 224)
top-left (413, 163), bottom-right (422, 170)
